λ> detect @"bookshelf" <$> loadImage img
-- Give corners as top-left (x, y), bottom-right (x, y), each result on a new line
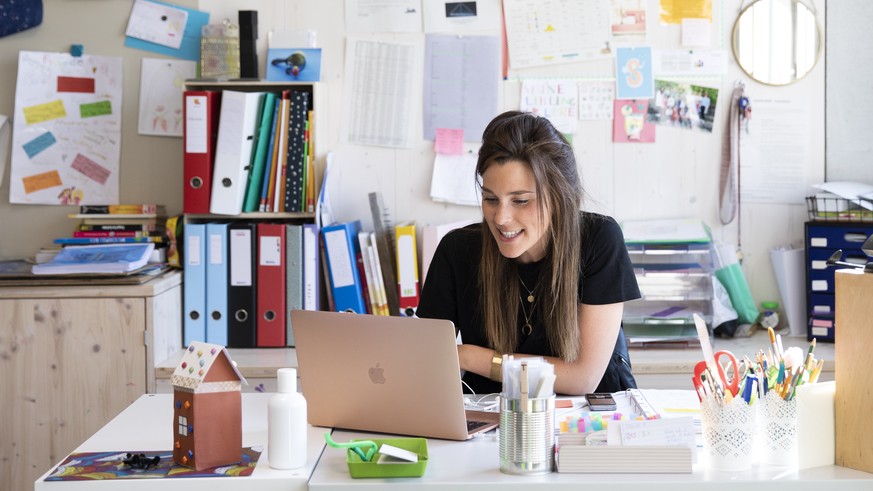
top-left (181, 79), bottom-right (324, 219)
top-left (177, 79), bottom-right (326, 361)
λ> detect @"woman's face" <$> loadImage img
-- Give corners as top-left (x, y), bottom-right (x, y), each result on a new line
top-left (481, 159), bottom-right (549, 264)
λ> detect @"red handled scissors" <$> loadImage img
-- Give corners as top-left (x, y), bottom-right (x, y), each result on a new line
top-left (693, 350), bottom-right (740, 398)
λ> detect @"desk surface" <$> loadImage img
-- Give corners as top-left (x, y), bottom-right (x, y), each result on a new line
top-left (34, 393), bottom-right (327, 491)
top-left (311, 429), bottom-right (873, 491)
top-left (38, 391), bottom-right (873, 491)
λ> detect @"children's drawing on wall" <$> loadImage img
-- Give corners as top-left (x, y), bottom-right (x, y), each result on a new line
top-left (646, 79), bottom-right (718, 133)
top-left (610, 0), bottom-right (647, 43)
top-left (138, 58), bottom-right (196, 137)
top-left (10, 51), bottom-right (122, 205)
top-left (615, 46), bottom-right (654, 100)
top-left (613, 99), bottom-right (655, 142)
top-left (57, 187), bottom-right (84, 205)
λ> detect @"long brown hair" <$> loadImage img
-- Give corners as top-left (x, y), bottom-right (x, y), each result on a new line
top-left (476, 111), bottom-right (583, 361)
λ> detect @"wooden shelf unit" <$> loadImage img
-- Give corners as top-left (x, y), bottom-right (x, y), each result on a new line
top-left (0, 270), bottom-right (182, 491)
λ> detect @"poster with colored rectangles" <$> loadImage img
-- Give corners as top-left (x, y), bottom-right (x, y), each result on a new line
top-left (11, 51), bottom-right (122, 204)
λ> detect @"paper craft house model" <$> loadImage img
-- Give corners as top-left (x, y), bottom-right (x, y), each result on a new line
top-left (171, 341), bottom-right (247, 470)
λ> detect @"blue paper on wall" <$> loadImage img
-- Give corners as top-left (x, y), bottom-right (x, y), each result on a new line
top-left (124, 0), bottom-right (209, 61)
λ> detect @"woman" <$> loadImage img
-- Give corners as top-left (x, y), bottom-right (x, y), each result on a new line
top-left (417, 111), bottom-right (640, 396)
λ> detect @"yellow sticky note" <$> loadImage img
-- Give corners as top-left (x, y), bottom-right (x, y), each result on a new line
top-left (23, 100), bottom-right (66, 125)
top-left (659, 0), bottom-right (712, 25)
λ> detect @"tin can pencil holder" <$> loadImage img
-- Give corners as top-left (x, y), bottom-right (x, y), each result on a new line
top-left (499, 395), bottom-right (555, 475)
top-left (758, 391), bottom-right (798, 466)
top-left (700, 396), bottom-right (756, 471)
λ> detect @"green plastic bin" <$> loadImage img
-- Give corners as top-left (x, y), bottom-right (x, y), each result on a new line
top-left (346, 438), bottom-right (428, 478)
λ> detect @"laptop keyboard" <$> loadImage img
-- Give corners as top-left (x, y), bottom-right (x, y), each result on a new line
top-left (467, 420), bottom-right (490, 432)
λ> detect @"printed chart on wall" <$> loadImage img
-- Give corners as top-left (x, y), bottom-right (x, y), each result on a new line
top-left (502, 0), bottom-right (611, 69)
top-left (10, 51), bottom-right (123, 205)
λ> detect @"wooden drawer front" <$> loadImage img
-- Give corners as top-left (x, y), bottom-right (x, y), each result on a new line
top-left (1, 297), bottom-right (147, 491)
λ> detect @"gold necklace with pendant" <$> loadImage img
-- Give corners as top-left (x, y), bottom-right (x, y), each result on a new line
top-left (519, 276), bottom-right (535, 304)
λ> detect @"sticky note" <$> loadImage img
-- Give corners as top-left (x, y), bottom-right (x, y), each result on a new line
top-left (555, 399), bottom-right (573, 408)
top-left (22, 132), bottom-right (57, 159)
top-left (70, 153), bottom-right (111, 185)
top-left (57, 76), bottom-right (96, 94)
top-left (80, 101), bottom-right (113, 118)
top-left (434, 128), bottom-right (464, 155)
top-left (23, 100), bottom-right (66, 125)
top-left (22, 170), bottom-right (63, 194)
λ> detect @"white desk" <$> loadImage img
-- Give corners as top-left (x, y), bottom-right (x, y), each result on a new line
top-left (38, 392), bottom-right (873, 491)
top-left (34, 393), bottom-right (327, 491)
top-left (311, 428), bottom-right (873, 490)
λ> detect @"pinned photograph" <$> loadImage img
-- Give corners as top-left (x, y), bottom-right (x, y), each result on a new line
top-left (646, 80), bottom-right (719, 133)
top-left (266, 48), bottom-right (322, 82)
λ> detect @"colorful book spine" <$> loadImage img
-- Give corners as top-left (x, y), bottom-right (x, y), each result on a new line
top-left (242, 91), bottom-right (278, 212)
top-left (54, 236), bottom-right (165, 245)
top-left (258, 99), bottom-right (281, 212)
top-left (79, 204), bottom-right (164, 215)
top-left (72, 231), bottom-right (160, 238)
top-left (284, 90), bottom-right (308, 212)
top-left (78, 223), bottom-right (163, 232)
top-left (306, 110), bottom-right (316, 213)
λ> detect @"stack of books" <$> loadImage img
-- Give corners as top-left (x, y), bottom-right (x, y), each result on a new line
top-left (58, 204), bottom-right (168, 246)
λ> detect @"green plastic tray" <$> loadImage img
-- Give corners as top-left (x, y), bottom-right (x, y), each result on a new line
top-left (346, 438), bottom-right (428, 478)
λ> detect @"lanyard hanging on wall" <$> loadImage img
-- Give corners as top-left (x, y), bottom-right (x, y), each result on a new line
top-left (719, 80), bottom-right (751, 248)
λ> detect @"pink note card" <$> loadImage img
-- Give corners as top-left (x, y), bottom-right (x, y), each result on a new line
top-left (434, 128), bottom-right (464, 155)
top-left (71, 153), bottom-right (111, 185)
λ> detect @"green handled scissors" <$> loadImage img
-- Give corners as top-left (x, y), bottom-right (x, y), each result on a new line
top-left (323, 432), bottom-right (378, 462)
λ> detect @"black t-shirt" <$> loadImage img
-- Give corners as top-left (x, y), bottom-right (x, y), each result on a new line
top-left (417, 212), bottom-right (641, 394)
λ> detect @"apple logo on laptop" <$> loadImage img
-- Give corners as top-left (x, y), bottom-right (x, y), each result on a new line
top-left (368, 363), bottom-right (386, 384)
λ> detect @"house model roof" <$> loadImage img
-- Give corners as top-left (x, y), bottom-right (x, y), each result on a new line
top-left (171, 341), bottom-right (247, 391)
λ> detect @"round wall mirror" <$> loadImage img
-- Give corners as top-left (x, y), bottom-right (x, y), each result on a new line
top-left (732, 0), bottom-right (821, 85)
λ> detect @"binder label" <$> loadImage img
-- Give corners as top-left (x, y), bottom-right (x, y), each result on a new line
top-left (209, 233), bottom-right (223, 264)
top-left (325, 229), bottom-right (354, 288)
top-left (397, 234), bottom-right (417, 297)
top-left (230, 229), bottom-right (253, 286)
top-left (187, 234), bottom-right (202, 266)
top-left (185, 95), bottom-right (208, 153)
top-left (259, 236), bottom-right (282, 266)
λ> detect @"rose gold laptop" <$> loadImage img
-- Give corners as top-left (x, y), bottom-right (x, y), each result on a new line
top-left (290, 309), bottom-right (499, 440)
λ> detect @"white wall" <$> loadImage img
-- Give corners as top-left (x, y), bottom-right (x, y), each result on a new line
top-left (825, 0), bottom-right (873, 183)
top-left (0, 0), bottom-right (826, 311)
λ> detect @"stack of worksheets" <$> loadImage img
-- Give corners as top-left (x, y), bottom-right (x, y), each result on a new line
top-left (32, 243), bottom-right (155, 275)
